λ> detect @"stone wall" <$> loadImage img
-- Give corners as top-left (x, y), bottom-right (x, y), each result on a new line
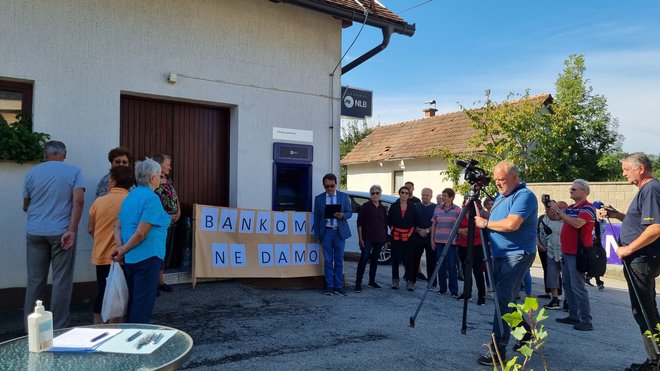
top-left (527, 182), bottom-right (637, 215)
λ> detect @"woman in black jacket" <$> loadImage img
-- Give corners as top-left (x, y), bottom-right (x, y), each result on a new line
top-left (388, 186), bottom-right (419, 290)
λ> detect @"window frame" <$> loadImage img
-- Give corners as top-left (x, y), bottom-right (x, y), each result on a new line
top-left (0, 79), bottom-right (33, 125)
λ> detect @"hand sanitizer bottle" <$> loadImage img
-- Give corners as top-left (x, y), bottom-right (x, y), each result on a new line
top-left (28, 300), bottom-right (53, 352)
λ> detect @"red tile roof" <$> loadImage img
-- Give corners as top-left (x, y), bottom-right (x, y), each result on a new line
top-left (325, 0), bottom-right (408, 26)
top-left (341, 94), bottom-right (552, 165)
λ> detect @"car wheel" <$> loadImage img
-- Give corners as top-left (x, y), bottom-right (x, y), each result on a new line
top-left (378, 247), bottom-right (391, 265)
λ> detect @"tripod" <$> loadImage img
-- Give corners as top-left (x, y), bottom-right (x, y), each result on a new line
top-left (409, 184), bottom-right (504, 338)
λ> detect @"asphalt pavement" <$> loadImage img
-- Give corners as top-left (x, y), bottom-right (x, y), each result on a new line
top-left (0, 261), bottom-right (650, 370)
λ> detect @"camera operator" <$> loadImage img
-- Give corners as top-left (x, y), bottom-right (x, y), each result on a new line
top-left (599, 153), bottom-right (660, 371)
top-left (474, 161), bottom-right (537, 366)
top-left (538, 198), bottom-right (568, 310)
top-left (549, 179), bottom-right (595, 331)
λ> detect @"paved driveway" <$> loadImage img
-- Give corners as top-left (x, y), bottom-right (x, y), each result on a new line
top-left (1, 262), bottom-right (649, 370)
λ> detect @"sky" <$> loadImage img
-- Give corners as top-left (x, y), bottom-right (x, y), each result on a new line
top-left (340, 0), bottom-right (660, 155)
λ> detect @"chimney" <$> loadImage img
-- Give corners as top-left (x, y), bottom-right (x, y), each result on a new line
top-left (423, 108), bottom-right (437, 118)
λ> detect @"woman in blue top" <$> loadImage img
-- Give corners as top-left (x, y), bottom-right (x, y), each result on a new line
top-left (112, 158), bottom-right (170, 323)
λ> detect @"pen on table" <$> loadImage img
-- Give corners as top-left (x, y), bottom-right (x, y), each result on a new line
top-left (126, 331), bottom-right (143, 342)
top-left (90, 332), bottom-right (110, 342)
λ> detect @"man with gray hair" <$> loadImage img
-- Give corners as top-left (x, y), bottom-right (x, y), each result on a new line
top-left (23, 140), bottom-right (85, 330)
top-left (550, 179), bottom-right (596, 331)
top-left (599, 152), bottom-right (660, 371)
top-left (355, 184), bottom-right (388, 292)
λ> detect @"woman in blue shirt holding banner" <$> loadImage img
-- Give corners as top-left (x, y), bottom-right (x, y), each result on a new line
top-left (112, 158), bottom-right (171, 323)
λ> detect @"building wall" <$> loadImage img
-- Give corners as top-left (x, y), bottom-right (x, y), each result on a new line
top-left (0, 0), bottom-right (342, 288)
top-left (346, 158), bottom-right (454, 197)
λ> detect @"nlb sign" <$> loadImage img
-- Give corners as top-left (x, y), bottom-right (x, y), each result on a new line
top-left (341, 86), bottom-right (372, 119)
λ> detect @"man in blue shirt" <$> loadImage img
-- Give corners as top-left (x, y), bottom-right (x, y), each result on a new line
top-left (313, 173), bottom-right (352, 296)
top-left (23, 141), bottom-right (85, 330)
top-left (474, 161), bottom-right (537, 366)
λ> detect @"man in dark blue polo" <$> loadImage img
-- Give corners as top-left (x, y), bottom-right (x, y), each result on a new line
top-left (313, 173), bottom-right (352, 296)
top-left (355, 184), bottom-right (388, 292)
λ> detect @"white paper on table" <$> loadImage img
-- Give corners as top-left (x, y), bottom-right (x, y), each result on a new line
top-left (47, 328), bottom-right (123, 352)
top-left (96, 329), bottom-right (178, 354)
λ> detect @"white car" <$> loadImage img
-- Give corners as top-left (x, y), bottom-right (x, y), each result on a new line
top-left (344, 190), bottom-right (398, 264)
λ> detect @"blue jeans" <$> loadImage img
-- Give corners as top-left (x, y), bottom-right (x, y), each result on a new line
top-left (356, 240), bottom-right (383, 285)
top-left (561, 254), bottom-right (592, 324)
top-left (435, 243), bottom-right (458, 295)
top-left (125, 256), bottom-right (162, 324)
top-left (321, 229), bottom-right (345, 290)
top-left (492, 252), bottom-right (536, 355)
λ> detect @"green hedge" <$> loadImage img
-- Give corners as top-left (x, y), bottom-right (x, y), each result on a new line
top-left (0, 115), bottom-right (50, 164)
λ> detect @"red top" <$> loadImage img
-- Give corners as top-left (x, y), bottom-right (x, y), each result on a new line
top-left (456, 207), bottom-right (483, 247)
top-left (560, 201), bottom-right (596, 255)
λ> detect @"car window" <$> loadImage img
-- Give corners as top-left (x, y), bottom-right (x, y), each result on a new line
top-left (350, 196), bottom-right (370, 213)
top-left (350, 195), bottom-right (392, 213)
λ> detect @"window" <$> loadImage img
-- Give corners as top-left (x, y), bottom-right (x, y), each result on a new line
top-left (0, 80), bottom-right (33, 125)
top-left (393, 170), bottom-right (403, 193)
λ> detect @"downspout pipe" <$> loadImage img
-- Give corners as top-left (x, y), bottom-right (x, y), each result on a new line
top-left (342, 25), bottom-right (392, 74)
top-left (272, 0), bottom-right (415, 73)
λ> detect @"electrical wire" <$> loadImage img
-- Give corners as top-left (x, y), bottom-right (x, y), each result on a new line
top-left (331, 0), bottom-right (368, 76)
top-left (397, 0), bottom-right (433, 15)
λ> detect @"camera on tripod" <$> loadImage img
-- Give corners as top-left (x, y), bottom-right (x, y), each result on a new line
top-left (455, 159), bottom-right (491, 188)
top-left (541, 194), bottom-right (555, 208)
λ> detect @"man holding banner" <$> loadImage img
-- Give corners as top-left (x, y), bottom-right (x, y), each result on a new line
top-left (313, 173), bottom-right (352, 296)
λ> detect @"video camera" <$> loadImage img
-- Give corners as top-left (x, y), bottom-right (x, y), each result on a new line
top-left (455, 159), bottom-right (491, 189)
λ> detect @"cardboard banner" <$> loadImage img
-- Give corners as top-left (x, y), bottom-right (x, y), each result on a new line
top-left (192, 204), bottom-right (323, 285)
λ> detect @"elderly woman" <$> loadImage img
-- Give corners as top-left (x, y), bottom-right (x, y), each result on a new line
top-left (96, 147), bottom-right (132, 198)
top-left (388, 186), bottom-right (419, 290)
top-left (152, 154), bottom-right (181, 293)
top-left (112, 158), bottom-right (170, 323)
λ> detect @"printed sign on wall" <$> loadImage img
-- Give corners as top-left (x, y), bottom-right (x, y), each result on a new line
top-left (193, 204), bottom-right (322, 284)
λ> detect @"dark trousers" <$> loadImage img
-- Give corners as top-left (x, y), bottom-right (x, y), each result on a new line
top-left (125, 256), bottom-right (162, 324)
top-left (458, 245), bottom-right (486, 299)
top-left (356, 240), bottom-right (383, 285)
top-left (414, 235), bottom-right (436, 281)
top-left (391, 239), bottom-right (411, 281)
top-left (538, 247), bottom-right (549, 293)
top-left (624, 255), bottom-right (660, 361)
top-left (94, 264), bottom-right (111, 314)
top-left (163, 224), bottom-right (176, 269)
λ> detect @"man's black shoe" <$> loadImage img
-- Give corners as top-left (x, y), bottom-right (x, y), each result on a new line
top-left (573, 322), bottom-right (593, 331)
top-left (355, 284), bottom-right (362, 293)
top-left (544, 298), bottom-right (561, 310)
top-left (477, 352), bottom-right (504, 366)
top-left (457, 293), bottom-right (472, 301)
top-left (368, 281), bottom-right (382, 289)
top-left (625, 359), bottom-right (657, 371)
top-left (556, 316), bottom-right (580, 325)
top-left (159, 283), bottom-right (173, 293)
top-left (417, 272), bottom-right (428, 281)
top-left (324, 289), bottom-right (334, 296)
top-left (477, 297), bottom-right (486, 305)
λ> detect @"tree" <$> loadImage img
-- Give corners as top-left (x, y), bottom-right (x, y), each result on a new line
top-left (434, 54), bottom-right (624, 188)
top-left (340, 120), bottom-right (372, 188)
top-left (548, 54), bottom-right (623, 181)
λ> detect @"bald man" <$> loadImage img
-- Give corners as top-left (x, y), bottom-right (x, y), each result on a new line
top-left (474, 161), bottom-right (538, 366)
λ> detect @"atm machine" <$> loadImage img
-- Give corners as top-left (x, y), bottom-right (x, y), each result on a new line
top-left (272, 142), bottom-right (313, 212)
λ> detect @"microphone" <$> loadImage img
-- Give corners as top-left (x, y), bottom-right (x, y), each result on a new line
top-left (593, 201), bottom-right (617, 212)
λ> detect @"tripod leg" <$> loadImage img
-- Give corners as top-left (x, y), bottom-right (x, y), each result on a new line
top-left (461, 202), bottom-right (477, 334)
top-left (410, 204), bottom-right (471, 327)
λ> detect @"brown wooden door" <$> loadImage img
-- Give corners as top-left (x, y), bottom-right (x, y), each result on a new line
top-left (120, 95), bottom-right (230, 217)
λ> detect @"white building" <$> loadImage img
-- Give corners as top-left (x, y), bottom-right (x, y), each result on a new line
top-left (0, 0), bottom-right (413, 309)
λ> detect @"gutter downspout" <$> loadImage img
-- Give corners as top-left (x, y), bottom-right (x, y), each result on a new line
top-left (272, 0), bottom-right (415, 74)
top-left (342, 25), bottom-right (392, 74)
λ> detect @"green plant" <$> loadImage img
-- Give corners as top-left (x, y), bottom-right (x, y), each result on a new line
top-left (0, 115), bottom-right (50, 164)
top-left (485, 296), bottom-right (549, 370)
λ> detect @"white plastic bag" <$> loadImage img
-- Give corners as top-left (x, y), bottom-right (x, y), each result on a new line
top-left (101, 262), bottom-right (128, 323)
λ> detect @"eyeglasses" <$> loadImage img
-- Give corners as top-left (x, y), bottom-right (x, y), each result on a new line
top-left (370, 192), bottom-right (380, 195)
top-left (160, 175), bottom-right (166, 179)
top-left (323, 183), bottom-right (336, 189)
top-left (399, 191), bottom-right (410, 195)
top-left (113, 160), bottom-right (129, 165)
